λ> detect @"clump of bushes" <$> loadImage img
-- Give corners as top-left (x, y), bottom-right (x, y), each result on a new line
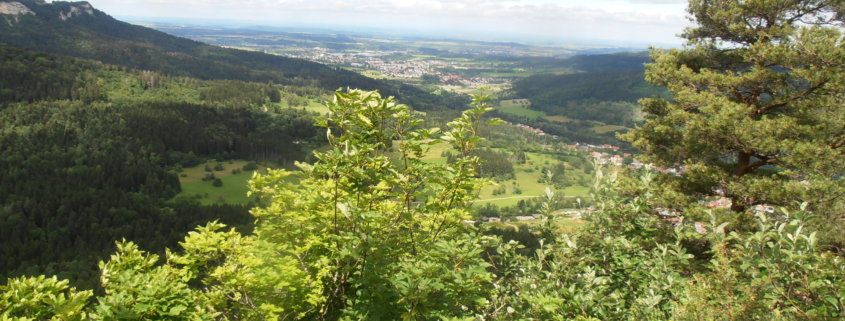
top-left (242, 162), bottom-right (259, 171)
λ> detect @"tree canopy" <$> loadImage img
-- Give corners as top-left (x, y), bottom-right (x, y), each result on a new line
top-left (622, 0), bottom-right (845, 242)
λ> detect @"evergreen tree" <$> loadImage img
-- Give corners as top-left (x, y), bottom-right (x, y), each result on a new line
top-left (622, 0), bottom-right (845, 242)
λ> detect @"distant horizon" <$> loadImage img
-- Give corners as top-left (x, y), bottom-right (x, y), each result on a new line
top-left (114, 14), bottom-right (682, 51)
top-left (82, 0), bottom-right (690, 49)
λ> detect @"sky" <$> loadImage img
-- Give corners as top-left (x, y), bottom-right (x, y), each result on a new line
top-left (80, 0), bottom-right (693, 47)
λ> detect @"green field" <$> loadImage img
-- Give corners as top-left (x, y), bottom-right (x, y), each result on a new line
top-left (467, 152), bottom-right (592, 207)
top-left (175, 160), bottom-right (277, 205)
top-left (179, 172), bottom-right (258, 205)
top-left (479, 72), bottom-right (534, 78)
top-left (560, 186), bottom-right (590, 197)
top-left (449, 84), bottom-right (509, 95)
top-left (174, 142), bottom-right (593, 208)
top-left (498, 101), bottom-right (546, 119)
top-left (592, 125), bottom-right (629, 134)
top-left (500, 99), bottom-right (531, 107)
top-left (301, 100), bottom-right (330, 114)
top-left (421, 142), bottom-right (454, 162)
top-left (275, 99), bottom-right (331, 114)
top-left (484, 218), bottom-right (585, 231)
top-left (545, 115), bottom-right (574, 123)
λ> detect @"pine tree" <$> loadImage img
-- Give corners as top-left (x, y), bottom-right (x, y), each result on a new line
top-left (622, 0), bottom-right (845, 242)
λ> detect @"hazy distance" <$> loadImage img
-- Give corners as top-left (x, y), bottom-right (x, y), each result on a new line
top-left (81, 0), bottom-right (690, 48)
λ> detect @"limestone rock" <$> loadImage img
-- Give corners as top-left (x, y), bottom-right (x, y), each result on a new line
top-left (0, 2), bottom-right (35, 16)
top-left (60, 2), bottom-right (94, 20)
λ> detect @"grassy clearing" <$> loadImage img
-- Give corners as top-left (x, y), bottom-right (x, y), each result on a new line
top-left (178, 160), bottom-right (264, 183)
top-left (179, 172), bottom-right (258, 205)
top-left (545, 115), bottom-right (574, 123)
top-left (279, 100), bottom-right (330, 114)
top-left (484, 218), bottom-right (585, 232)
top-left (500, 99), bottom-right (531, 107)
top-left (498, 103), bottom-right (545, 119)
top-left (301, 100), bottom-right (330, 114)
top-left (560, 186), bottom-right (590, 198)
top-left (421, 142), bottom-right (454, 160)
top-left (468, 152), bottom-right (593, 207)
top-left (449, 84), bottom-right (509, 96)
top-left (479, 72), bottom-right (534, 78)
top-left (473, 196), bottom-right (538, 208)
top-left (592, 125), bottom-right (629, 134)
top-left (175, 160), bottom-right (280, 205)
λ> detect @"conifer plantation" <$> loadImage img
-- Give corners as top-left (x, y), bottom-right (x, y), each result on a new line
top-left (3, 0), bottom-right (845, 320)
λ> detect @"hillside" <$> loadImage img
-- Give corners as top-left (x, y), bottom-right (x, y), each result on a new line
top-left (507, 69), bottom-right (667, 127)
top-left (0, 0), bottom-right (465, 110)
top-left (484, 51), bottom-right (651, 72)
top-left (0, 42), bottom-right (324, 289)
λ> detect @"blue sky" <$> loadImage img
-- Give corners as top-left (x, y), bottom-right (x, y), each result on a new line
top-left (83, 0), bottom-right (692, 46)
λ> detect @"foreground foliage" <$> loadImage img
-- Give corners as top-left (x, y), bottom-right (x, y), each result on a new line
top-left (4, 88), bottom-right (845, 320)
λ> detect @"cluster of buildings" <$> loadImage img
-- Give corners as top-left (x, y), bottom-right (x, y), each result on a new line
top-left (513, 123), bottom-right (560, 139)
top-left (439, 76), bottom-right (508, 86)
top-left (578, 144), bottom-right (685, 175)
top-left (513, 122), bottom-right (689, 175)
top-left (366, 60), bottom-right (432, 78)
top-left (282, 48), bottom-right (407, 65)
top-left (457, 48), bottom-right (532, 56)
top-left (277, 47), bottom-right (515, 83)
top-left (591, 152), bottom-right (630, 167)
top-left (473, 213), bottom-right (547, 223)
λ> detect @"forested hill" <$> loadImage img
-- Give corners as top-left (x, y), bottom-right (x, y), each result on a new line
top-left (0, 42), bottom-right (324, 290)
top-left (561, 51), bottom-right (650, 72)
top-left (508, 68), bottom-right (668, 126)
top-left (513, 70), bottom-right (664, 104)
top-left (0, 0), bottom-right (464, 110)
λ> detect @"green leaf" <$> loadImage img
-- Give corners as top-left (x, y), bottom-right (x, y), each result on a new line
top-left (168, 305), bottom-right (188, 316)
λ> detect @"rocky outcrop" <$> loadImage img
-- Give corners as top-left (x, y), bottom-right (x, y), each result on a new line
top-left (0, 2), bottom-right (35, 15)
top-left (60, 2), bottom-right (94, 20)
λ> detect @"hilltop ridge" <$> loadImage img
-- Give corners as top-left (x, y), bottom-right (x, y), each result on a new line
top-left (0, 0), bottom-right (463, 110)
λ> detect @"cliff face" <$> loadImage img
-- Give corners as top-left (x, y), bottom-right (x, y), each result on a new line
top-left (0, 2), bottom-right (36, 15)
top-left (59, 2), bottom-right (93, 20)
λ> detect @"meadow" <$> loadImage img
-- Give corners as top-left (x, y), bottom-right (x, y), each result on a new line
top-left (498, 100), bottom-right (546, 119)
top-left (173, 140), bottom-right (592, 214)
top-left (422, 143), bottom-right (591, 208)
top-left (592, 125), bottom-right (629, 133)
top-left (176, 160), bottom-right (274, 205)
top-left (274, 99), bottom-right (331, 114)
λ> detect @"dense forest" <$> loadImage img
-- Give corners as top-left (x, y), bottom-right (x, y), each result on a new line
top-left (486, 51), bottom-right (650, 72)
top-left (507, 70), bottom-right (667, 126)
top-left (0, 42), bottom-right (323, 289)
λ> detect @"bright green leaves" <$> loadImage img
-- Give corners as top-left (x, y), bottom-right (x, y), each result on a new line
top-left (238, 88), bottom-right (504, 319)
top-left (389, 233), bottom-right (495, 321)
top-left (677, 207), bottom-right (845, 319)
top-left (0, 275), bottom-right (92, 321)
top-left (93, 241), bottom-right (217, 320)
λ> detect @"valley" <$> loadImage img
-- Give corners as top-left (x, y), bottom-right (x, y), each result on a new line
top-left (4, 0), bottom-right (843, 319)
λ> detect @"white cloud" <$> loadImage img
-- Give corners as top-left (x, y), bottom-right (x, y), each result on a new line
top-left (89, 0), bottom-right (692, 45)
